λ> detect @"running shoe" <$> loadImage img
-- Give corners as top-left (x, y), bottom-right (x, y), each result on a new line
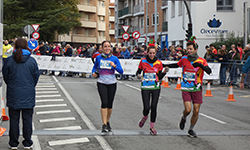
top-left (139, 116), bottom-right (148, 128)
top-left (101, 124), bottom-right (109, 133)
top-left (179, 117), bottom-right (186, 130)
top-left (9, 146), bottom-right (17, 150)
top-left (150, 127), bottom-right (157, 135)
top-left (188, 129), bottom-right (197, 138)
top-left (107, 122), bottom-right (112, 131)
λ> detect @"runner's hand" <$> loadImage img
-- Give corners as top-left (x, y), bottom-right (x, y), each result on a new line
top-left (163, 67), bottom-right (169, 73)
top-left (137, 74), bottom-right (142, 79)
top-left (239, 83), bottom-right (244, 90)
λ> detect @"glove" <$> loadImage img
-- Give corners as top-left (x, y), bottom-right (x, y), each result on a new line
top-left (192, 62), bottom-right (202, 68)
top-left (164, 67), bottom-right (169, 73)
top-left (137, 74), bottom-right (142, 79)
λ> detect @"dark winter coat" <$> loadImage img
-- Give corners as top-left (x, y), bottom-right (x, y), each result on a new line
top-left (2, 49), bottom-right (39, 109)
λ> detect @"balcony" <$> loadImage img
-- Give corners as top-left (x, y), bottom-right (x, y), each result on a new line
top-left (72, 34), bottom-right (96, 43)
top-left (109, 29), bottom-right (115, 35)
top-left (77, 4), bottom-right (96, 13)
top-left (133, 4), bottom-right (144, 16)
top-left (80, 19), bottom-right (97, 28)
top-left (98, 7), bottom-right (106, 16)
top-left (109, 16), bottom-right (115, 22)
top-left (98, 21), bottom-right (106, 31)
top-left (98, 36), bottom-right (106, 43)
top-left (118, 7), bottom-right (130, 17)
top-left (162, 0), bottom-right (168, 6)
top-left (58, 34), bottom-right (71, 42)
top-left (162, 21), bottom-right (168, 32)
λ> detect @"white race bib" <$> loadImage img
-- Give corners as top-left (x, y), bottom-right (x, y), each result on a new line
top-left (100, 60), bottom-right (111, 69)
top-left (184, 72), bottom-right (195, 81)
top-left (143, 73), bottom-right (156, 81)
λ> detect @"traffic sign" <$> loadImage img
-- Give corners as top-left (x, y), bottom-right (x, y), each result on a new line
top-left (32, 32), bottom-right (40, 40)
top-left (28, 39), bottom-right (38, 49)
top-left (122, 32), bottom-right (130, 41)
top-left (31, 24), bottom-right (40, 31)
top-left (132, 31), bottom-right (140, 39)
top-left (122, 25), bottom-right (130, 32)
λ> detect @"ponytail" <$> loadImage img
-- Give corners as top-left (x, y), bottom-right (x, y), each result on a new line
top-left (13, 48), bottom-right (23, 63)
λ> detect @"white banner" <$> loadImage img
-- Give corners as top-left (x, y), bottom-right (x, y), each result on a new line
top-left (32, 55), bottom-right (220, 79)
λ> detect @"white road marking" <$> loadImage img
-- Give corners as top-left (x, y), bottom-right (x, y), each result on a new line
top-left (36, 85), bottom-right (55, 88)
top-left (36, 110), bottom-right (71, 115)
top-left (36, 88), bottom-right (57, 91)
top-left (39, 117), bottom-right (76, 123)
top-left (240, 95), bottom-right (250, 97)
top-left (48, 137), bottom-right (89, 146)
top-left (35, 104), bottom-right (67, 108)
top-left (44, 126), bottom-right (81, 130)
top-left (36, 94), bottom-right (61, 98)
top-left (36, 91), bottom-right (59, 94)
top-left (53, 76), bottom-right (113, 150)
top-left (32, 123), bottom-right (42, 150)
top-left (124, 83), bottom-right (141, 91)
top-left (36, 99), bottom-right (64, 102)
top-left (200, 113), bottom-right (226, 124)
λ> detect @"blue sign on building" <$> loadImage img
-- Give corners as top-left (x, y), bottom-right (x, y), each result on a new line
top-left (28, 38), bottom-right (38, 50)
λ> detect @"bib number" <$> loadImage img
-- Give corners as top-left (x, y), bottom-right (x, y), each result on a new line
top-left (144, 73), bottom-right (156, 81)
top-left (184, 72), bottom-right (195, 81)
top-left (100, 60), bottom-right (111, 69)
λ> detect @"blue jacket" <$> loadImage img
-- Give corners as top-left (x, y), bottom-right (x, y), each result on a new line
top-left (242, 56), bottom-right (250, 74)
top-left (156, 49), bottom-right (163, 59)
top-left (2, 49), bottom-right (40, 109)
top-left (92, 54), bottom-right (123, 84)
top-left (120, 49), bottom-right (130, 59)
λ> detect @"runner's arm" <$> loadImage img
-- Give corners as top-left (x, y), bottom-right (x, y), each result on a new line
top-left (162, 63), bottom-right (179, 68)
top-left (193, 62), bottom-right (212, 75)
top-left (157, 71), bottom-right (166, 80)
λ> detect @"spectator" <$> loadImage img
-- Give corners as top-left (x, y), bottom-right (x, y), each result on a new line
top-left (210, 44), bottom-right (217, 54)
top-left (240, 56), bottom-right (250, 89)
top-left (237, 42), bottom-right (243, 60)
top-left (79, 46), bottom-right (89, 57)
top-left (120, 46), bottom-right (130, 59)
top-left (169, 47), bottom-right (178, 60)
top-left (64, 44), bottom-right (73, 57)
top-left (162, 46), bottom-right (168, 58)
top-left (216, 49), bottom-right (228, 85)
top-left (49, 43), bottom-right (54, 53)
top-left (2, 38), bottom-right (39, 150)
top-left (112, 47), bottom-right (120, 57)
top-left (38, 41), bottom-right (48, 55)
top-left (156, 45), bottom-right (163, 59)
top-left (204, 48), bottom-right (215, 62)
top-left (228, 47), bottom-right (240, 85)
top-left (243, 44), bottom-right (250, 60)
top-left (92, 45), bottom-right (102, 63)
top-left (3, 40), bottom-right (13, 61)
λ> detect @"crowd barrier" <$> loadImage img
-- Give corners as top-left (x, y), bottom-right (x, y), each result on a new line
top-left (32, 55), bottom-right (221, 80)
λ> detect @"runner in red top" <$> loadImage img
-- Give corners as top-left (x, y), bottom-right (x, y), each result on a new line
top-left (163, 36), bottom-right (212, 138)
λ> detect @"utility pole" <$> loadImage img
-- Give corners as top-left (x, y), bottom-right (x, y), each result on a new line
top-left (115, 0), bottom-right (118, 46)
top-left (154, 0), bottom-right (157, 45)
top-left (146, 0), bottom-right (148, 45)
top-left (243, 2), bottom-right (248, 48)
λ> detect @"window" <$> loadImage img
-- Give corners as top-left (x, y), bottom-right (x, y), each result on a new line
top-left (109, 23), bottom-right (111, 28)
top-left (100, 16), bottom-right (104, 21)
top-left (171, 0), bottom-right (175, 18)
top-left (99, 31), bottom-right (105, 36)
top-left (141, 18), bottom-right (144, 28)
top-left (84, 0), bottom-right (89, 5)
top-left (73, 28), bottom-right (77, 34)
top-left (178, 1), bottom-right (183, 16)
top-left (124, 2), bottom-right (128, 7)
top-left (152, 13), bottom-right (159, 25)
top-left (147, 15), bottom-right (149, 26)
top-left (85, 30), bottom-right (89, 36)
top-left (109, 9), bottom-right (111, 15)
top-left (217, 0), bottom-right (233, 11)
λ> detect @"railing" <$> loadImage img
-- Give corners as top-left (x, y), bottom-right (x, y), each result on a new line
top-left (162, 21), bottom-right (168, 32)
top-left (118, 7), bottom-right (129, 17)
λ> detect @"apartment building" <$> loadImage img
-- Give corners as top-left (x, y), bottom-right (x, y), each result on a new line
top-left (117, 0), bottom-right (168, 47)
top-left (109, 2), bottom-right (116, 45)
top-left (55, 0), bottom-right (110, 47)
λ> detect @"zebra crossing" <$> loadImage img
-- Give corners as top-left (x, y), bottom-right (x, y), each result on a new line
top-left (34, 76), bottom-right (91, 148)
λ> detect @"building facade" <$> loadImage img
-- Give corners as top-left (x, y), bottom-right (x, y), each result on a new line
top-left (55, 0), bottom-right (110, 47)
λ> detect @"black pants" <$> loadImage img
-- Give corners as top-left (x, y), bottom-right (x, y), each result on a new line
top-left (97, 82), bottom-right (117, 109)
top-left (8, 108), bottom-right (34, 147)
top-left (141, 89), bottom-right (160, 122)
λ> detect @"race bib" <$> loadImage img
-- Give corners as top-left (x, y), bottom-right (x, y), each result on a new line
top-left (100, 60), bottom-right (111, 69)
top-left (143, 73), bottom-right (156, 81)
top-left (184, 71), bottom-right (195, 81)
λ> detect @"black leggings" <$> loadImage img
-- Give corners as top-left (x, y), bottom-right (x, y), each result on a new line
top-left (141, 89), bottom-right (160, 122)
top-left (97, 82), bottom-right (117, 109)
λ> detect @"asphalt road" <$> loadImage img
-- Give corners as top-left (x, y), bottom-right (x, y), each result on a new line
top-left (1, 74), bottom-right (250, 150)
